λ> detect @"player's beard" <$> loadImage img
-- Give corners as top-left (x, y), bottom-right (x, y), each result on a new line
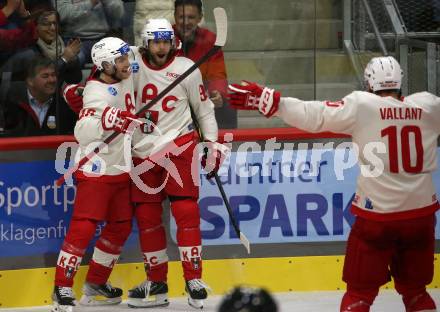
top-left (147, 50), bottom-right (174, 68)
top-left (151, 53), bottom-right (168, 67)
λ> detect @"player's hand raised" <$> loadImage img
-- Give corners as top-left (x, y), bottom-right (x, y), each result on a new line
top-left (63, 83), bottom-right (85, 114)
top-left (228, 81), bottom-right (281, 118)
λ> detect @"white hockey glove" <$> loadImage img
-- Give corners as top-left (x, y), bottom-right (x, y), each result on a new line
top-left (101, 106), bottom-right (140, 134)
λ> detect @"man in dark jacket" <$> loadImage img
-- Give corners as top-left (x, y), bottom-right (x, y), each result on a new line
top-left (4, 55), bottom-right (76, 136)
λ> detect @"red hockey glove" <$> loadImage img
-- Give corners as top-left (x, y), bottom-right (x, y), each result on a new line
top-left (102, 107), bottom-right (140, 134)
top-left (228, 81), bottom-right (281, 118)
top-left (63, 83), bottom-right (85, 114)
top-left (201, 141), bottom-right (230, 179)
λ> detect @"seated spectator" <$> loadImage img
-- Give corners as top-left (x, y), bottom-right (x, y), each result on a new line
top-left (173, 0), bottom-right (237, 129)
top-left (0, 0), bottom-right (36, 65)
top-left (3, 55), bottom-right (76, 136)
top-left (53, 0), bottom-right (125, 66)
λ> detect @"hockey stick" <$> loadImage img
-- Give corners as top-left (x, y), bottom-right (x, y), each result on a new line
top-left (213, 173), bottom-right (251, 254)
top-left (56, 8), bottom-right (227, 186)
top-left (189, 109), bottom-right (251, 254)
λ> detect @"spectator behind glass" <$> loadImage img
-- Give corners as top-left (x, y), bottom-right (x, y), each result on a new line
top-left (53, 0), bottom-right (125, 67)
top-left (0, 0), bottom-right (36, 65)
top-left (34, 10), bottom-right (82, 83)
top-left (4, 55), bottom-right (76, 136)
top-left (173, 0), bottom-right (237, 129)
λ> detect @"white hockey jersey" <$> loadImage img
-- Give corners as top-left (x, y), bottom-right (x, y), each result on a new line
top-left (130, 49), bottom-right (218, 158)
top-left (74, 76), bottom-right (135, 179)
top-left (277, 91), bottom-right (440, 220)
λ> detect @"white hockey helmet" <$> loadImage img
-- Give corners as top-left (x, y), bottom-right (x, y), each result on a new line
top-left (364, 56), bottom-right (403, 92)
top-left (142, 18), bottom-right (175, 48)
top-left (91, 37), bottom-right (131, 71)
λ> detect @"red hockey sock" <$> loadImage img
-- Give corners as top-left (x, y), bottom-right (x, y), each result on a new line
top-left (171, 199), bottom-right (202, 281)
top-left (179, 245), bottom-right (202, 280)
top-left (402, 291), bottom-right (436, 312)
top-left (142, 253), bottom-right (168, 282)
top-left (55, 218), bottom-right (98, 287)
top-left (136, 203), bottom-right (168, 281)
top-left (86, 220), bottom-right (132, 285)
top-left (340, 292), bottom-right (371, 312)
top-left (340, 287), bottom-right (378, 312)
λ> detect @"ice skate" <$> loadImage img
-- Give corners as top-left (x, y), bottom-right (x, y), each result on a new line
top-left (185, 279), bottom-right (211, 309)
top-left (51, 286), bottom-right (75, 312)
top-left (127, 280), bottom-right (169, 308)
top-left (78, 282), bottom-right (122, 306)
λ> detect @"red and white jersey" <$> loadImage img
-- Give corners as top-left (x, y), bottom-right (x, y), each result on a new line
top-left (74, 76), bottom-right (136, 179)
top-left (277, 91), bottom-right (440, 220)
top-left (130, 49), bottom-right (218, 158)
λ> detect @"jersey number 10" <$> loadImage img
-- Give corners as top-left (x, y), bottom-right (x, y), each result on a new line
top-left (381, 125), bottom-right (424, 173)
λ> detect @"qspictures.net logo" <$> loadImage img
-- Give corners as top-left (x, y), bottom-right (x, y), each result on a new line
top-left (54, 121), bottom-right (391, 194)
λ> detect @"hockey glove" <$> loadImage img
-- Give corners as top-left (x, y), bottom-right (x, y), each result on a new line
top-left (102, 107), bottom-right (140, 134)
top-left (201, 141), bottom-right (230, 179)
top-left (228, 81), bottom-right (281, 118)
top-left (63, 83), bottom-right (85, 114)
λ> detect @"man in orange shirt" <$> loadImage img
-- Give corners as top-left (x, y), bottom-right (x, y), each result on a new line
top-left (173, 0), bottom-right (237, 129)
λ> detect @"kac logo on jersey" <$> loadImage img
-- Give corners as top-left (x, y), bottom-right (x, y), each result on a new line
top-left (131, 62), bottom-right (139, 73)
top-left (108, 86), bottom-right (118, 96)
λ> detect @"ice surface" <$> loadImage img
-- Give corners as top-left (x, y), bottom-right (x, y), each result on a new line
top-left (2, 289), bottom-right (439, 312)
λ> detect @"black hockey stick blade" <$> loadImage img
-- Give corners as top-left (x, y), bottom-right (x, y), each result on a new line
top-left (56, 7), bottom-right (228, 186)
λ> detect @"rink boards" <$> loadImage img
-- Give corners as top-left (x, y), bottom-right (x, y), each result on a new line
top-left (0, 130), bottom-right (439, 308)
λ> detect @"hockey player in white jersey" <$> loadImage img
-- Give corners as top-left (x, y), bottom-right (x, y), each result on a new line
top-left (228, 56), bottom-right (439, 312)
top-left (125, 18), bottom-right (224, 309)
top-left (52, 37), bottom-right (138, 312)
